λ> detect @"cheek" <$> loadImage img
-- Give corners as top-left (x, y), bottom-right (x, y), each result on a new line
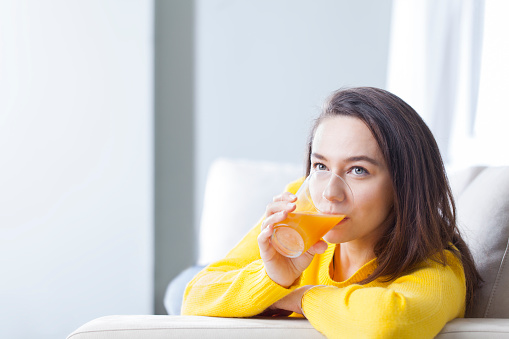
top-left (354, 186), bottom-right (394, 221)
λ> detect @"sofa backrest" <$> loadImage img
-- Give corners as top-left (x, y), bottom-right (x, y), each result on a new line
top-left (451, 166), bottom-right (509, 318)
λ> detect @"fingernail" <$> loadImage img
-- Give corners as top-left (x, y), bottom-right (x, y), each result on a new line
top-left (287, 203), bottom-right (295, 209)
top-left (288, 194), bottom-right (296, 200)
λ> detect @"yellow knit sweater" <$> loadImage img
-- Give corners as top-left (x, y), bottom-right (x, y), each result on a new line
top-left (182, 179), bottom-right (466, 338)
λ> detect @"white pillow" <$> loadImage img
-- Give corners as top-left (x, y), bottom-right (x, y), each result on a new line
top-left (197, 158), bottom-right (303, 265)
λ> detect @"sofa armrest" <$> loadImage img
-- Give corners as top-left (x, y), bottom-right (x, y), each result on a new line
top-left (66, 315), bottom-right (325, 339)
top-left (436, 318), bottom-right (509, 338)
top-left (67, 316), bottom-right (509, 339)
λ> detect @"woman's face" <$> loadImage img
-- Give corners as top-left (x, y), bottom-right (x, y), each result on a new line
top-left (310, 116), bottom-right (394, 247)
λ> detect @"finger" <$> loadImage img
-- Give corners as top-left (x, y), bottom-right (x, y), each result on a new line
top-left (257, 223), bottom-right (274, 253)
top-left (265, 200), bottom-right (296, 218)
top-left (307, 240), bottom-right (328, 255)
top-left (260, 210), bottom-right (285, 231)
top-left (273, 192), bottom-right (297, 203)
top-left (261, 209), bottom-right (289, 232)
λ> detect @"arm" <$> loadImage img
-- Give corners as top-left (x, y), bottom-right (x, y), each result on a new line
top-left (301, 252), bottom-right (466, 338)
top-left (182, 176), bottom-right (331, 317)
top-left (181, 220), bottom-right (302, 317)
top-left (182, 178), bottom-right (322, 317)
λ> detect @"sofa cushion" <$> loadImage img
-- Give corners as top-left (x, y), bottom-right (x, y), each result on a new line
top-left (455, 166), bottom-right (509, 318)
top-left (197, 158), bottom-right (302, 265)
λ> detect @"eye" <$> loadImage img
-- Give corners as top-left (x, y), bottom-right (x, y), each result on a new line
top-left (351, 166), bottom-right (368, 176)
top-left (312, 162), bottom-right (328, 171)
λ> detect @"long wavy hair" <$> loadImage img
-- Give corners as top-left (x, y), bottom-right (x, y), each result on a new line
top-left (305, 87), bottom-right (482, 314)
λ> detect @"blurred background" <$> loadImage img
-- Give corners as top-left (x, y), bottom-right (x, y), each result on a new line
top-left (1, 0), bottom-right (507, 338)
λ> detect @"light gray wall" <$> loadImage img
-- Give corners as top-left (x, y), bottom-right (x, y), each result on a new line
top-left (154, 0), bottom-right (196, 315)
top-left (0, 1), bottom-right (153, 337)
top-left (194, 0), bottom-right (393, 255)
top-left (154, 0), bottom-right (393, 314)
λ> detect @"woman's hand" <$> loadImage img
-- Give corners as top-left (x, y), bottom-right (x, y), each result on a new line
top-left (262, 285), bottom-right (314, 316)
top-left (258, 192), bottom-right (328, 288)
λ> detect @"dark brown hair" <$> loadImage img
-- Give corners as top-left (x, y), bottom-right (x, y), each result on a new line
top-left (306, 87), bottom-right (482, 314)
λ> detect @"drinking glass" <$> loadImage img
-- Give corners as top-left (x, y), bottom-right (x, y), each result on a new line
top-left (270, 171), bottom-right (354, 258)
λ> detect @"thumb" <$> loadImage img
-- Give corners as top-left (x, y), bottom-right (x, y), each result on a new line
top-left (307, 240), bottom-right (328, 255)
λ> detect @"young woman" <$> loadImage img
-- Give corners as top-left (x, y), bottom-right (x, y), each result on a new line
top-left (182, 87), bottom-right (482, 338)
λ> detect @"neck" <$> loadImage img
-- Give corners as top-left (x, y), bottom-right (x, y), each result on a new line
top-left (340, 242), bottom-right (376, 266)
top-left (332, 242), bottom-right (376, 282)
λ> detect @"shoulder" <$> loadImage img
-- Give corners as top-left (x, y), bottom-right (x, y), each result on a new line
top-left (391, 249), bottom-right (466, 297)
top-left (423, 248), bottom-right (465, 279)
top-left (436, 249), bottom-right (466, 285)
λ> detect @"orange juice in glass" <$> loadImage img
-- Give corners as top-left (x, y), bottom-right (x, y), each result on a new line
top-left (271, 171), bottom-right (353, 258)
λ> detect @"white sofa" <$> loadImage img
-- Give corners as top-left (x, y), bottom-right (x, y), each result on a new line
top-left (68, 158), bottom-right (509, 338)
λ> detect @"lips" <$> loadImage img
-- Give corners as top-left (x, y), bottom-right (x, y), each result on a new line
top-left (337, 217), bottom-right (349, 225)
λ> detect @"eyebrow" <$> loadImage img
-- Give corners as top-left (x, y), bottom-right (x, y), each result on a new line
top-left (311, 153), bottom-right (381, 167)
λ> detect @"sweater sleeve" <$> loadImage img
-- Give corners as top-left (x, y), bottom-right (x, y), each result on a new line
top-left (181, 178), bottom-right (305, 317)
top-left (301, 251), bottom-right (466, 339)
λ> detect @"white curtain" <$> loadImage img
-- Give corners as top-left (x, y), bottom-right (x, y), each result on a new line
top-left (456, 0), bottom-right (509, 168)
top-left (387, 0), bottom-right (488, 168)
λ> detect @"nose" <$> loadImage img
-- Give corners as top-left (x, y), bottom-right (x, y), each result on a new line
top-left (322, 175), bottom-right (347, 203)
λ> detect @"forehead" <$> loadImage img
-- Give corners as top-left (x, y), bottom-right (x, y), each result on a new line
top-left (312, 116), bottom-right (382, 161)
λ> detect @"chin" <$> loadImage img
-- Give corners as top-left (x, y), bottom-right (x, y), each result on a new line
top-left (323, 230), bottom-right (349, 244)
